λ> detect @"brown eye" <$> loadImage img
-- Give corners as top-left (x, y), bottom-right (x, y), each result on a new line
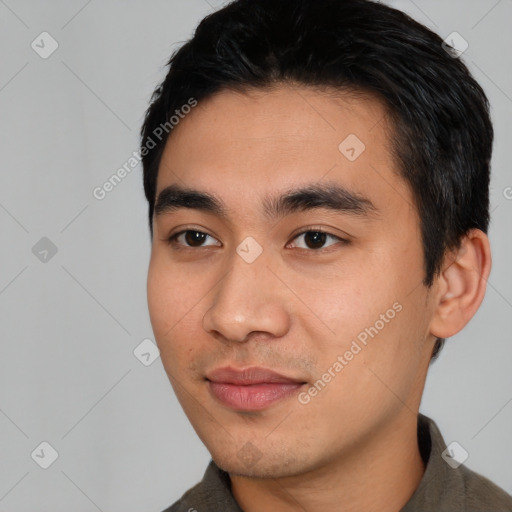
top-left (183, 231), bottom-right (207, 247)
top-left (303, 231), bottom-right (328, 249)
top-left (290, 230), bottom-right (345, 251)
top-left (168, 230), bottom-right (221, 248)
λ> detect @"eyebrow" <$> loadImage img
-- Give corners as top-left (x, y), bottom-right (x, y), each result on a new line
top-left (154, 182), bottom-right (379, 221)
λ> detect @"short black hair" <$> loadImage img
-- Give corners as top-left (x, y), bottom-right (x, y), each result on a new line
top-left (140, 0), bottom-right (493, 360)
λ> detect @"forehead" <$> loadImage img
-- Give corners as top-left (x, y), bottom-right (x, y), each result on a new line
top-left (155, 84), bottom-right (414, 223)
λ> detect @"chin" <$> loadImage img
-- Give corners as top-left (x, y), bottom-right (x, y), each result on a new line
top-left (210, 445), bottom-right (308, 479)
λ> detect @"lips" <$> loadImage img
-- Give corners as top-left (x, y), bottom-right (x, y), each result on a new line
top-left (206, 366), bottom-right (306, 411)
top-left (206, 366), bottom-right (305, 385)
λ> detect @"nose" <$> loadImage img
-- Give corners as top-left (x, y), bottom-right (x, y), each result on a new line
top-left (202, 251), bottom-right (291, 344)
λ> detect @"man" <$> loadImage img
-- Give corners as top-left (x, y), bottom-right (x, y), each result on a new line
top-left (141, 0), bottom-right (512, 510)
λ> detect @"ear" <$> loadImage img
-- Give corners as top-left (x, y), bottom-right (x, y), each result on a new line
top-left (429, 229), bottom-right (492, 339)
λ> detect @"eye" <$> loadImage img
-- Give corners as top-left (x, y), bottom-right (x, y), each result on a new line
top-left (165, 227), bottom-right (347, 252)
top-left (288, 229), bottom-right (346, 251)
top-left (167, 229), bottom-right (221, 248)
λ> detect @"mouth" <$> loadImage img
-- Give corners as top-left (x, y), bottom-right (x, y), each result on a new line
top-left (205, 366), bottom-right (307, 411)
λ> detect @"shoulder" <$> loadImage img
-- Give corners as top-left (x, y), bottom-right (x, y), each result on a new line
top-left (160, 481), bottom-right (203, 512)
top-left (403, 414), bottom-right (512, 512)
top-left (459, 464), bottom-right (512, 511)
top-left (158, 460), bottom-right (243, 512)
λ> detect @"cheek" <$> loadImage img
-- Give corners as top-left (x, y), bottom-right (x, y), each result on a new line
top-left (302, 264), bottom-right (424, 392)
top-left (314, 240), bottom-right (424, 350)
top-left (303, 272), bottom-right (384, 348)
top-left (147, 254), bottom-right (215, 372)
top-left (147, 262), bottom-right (188, 369)
top-left (147, 254), bottom-right (199, 336)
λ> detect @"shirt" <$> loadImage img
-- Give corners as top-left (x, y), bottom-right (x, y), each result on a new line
top-left (162, 414), bottom-right (512, 511)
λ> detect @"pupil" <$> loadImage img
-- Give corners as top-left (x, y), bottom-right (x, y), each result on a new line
top-left (305, 231), bottom-right (326, 249)
top-left (185, 231), bottom-right (206, 246)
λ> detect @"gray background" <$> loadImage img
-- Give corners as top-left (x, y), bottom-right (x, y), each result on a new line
top-left (0, 0), bottom-right (510, 510)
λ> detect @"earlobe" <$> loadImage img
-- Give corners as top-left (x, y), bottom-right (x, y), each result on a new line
top-left (429, 229), bottom-right (492, 339)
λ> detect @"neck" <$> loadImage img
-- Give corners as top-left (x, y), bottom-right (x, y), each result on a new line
top-left (230, 411), bottom-right (425, 512)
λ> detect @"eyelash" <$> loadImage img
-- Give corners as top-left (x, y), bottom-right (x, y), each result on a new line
top-left (165, 226), bottom-right (348, 253)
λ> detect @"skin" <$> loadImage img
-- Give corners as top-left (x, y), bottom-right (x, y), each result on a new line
top-left (147, 84), bottom-right (491, 512)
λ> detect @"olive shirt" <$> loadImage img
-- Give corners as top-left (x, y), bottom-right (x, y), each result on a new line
top-left (162, 414), bottom-right (512, 512)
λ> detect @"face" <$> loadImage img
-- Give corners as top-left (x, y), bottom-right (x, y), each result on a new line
top-left (147, 85), bottom-right (438, 478)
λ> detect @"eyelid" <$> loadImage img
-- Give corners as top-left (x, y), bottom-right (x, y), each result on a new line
top-left (288, 225), bottom-right (348, 240)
